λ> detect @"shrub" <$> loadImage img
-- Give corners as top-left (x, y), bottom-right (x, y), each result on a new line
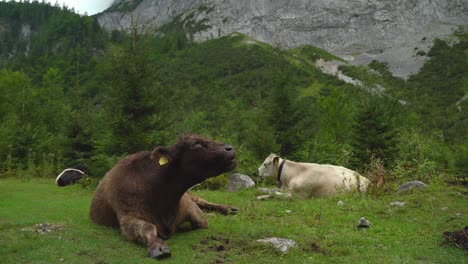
top-left (194, 174), bottom-right (229, 190)
top-left (362, 156), bottom-right (393, 196)
top-left (449, 145), bottom-right (467, 184)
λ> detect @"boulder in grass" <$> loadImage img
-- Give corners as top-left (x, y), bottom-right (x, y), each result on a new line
top-left (357, 217), bottom-right (371, 229)
top-left (225, 173), bottom-right (255, 191)
top-left (256, 237), bottom-right (298, 253)
top-left (397, 181), bottom-right (428, 194)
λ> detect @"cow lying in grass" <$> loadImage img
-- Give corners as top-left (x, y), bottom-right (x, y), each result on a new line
top-left (55, 168), bottom-right (85, 187)
top-left (89, 134), bottom-right (238, 259)
top-left (258, 154), bottom-right (369, 198)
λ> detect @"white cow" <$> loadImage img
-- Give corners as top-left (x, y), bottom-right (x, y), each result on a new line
top-left (258, 154), bottom-right (370, 197)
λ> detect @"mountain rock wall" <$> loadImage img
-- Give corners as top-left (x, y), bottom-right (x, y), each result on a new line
top-left (98, 0), bottom-right (468, 78)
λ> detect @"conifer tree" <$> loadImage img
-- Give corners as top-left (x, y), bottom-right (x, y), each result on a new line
top-left (100, 13), bottom-right (159, 154)
top-left (268, 71), bottom-right (300, 156)
top-left (349, 97), bottom-right (400, 171)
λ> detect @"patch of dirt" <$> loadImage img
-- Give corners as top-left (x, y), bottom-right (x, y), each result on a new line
top-left (77, 249), bottom-right (108, 264)
top-left (309, 242), bottom-right (325, 253)
top-left (78, 250), bottom-right (96, 257)
top-left (21, 223), bottom-right (64, 234)
top-left (192, 235), bottom-right (233, 263)
top-left (302, 240), bottom-right (327, 254)
top-left (443, 227), bottom-right (468, 250)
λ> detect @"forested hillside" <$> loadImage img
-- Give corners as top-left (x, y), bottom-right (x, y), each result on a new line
top-left (0, 2), bottom-right (466, 184)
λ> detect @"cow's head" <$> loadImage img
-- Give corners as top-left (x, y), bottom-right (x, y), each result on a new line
top-left (151, 134), bottom-right (237, 183)
top-left (258, 154), bottom-right (280, 178)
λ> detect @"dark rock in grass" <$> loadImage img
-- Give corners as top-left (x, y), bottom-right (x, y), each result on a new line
top-left (357, 217), bottom-right (371, 229)
top-left (256, 237), bottom-right (298, 253)
top-left (397, 181), bottom-right (428, 194)
top-left (443, 226), bottom-right (468, 250)
top-left (225, 173), bottom-right (255, 191)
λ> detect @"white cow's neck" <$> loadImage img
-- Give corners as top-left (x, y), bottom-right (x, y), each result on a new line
top-left (276, 158), bottom-right (287, 187)
top-left (277, 159), bottom-right (308, 187)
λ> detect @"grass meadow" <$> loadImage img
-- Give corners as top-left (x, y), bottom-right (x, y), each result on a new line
top-left (0, 178), bottom-right (466, 263)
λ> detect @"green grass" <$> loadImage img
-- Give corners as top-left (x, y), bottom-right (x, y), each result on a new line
top-left (0, 178), bottom-right (466, 263)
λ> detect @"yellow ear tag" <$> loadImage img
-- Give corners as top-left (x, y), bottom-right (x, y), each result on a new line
top-left (159, 156), bottom-right (169, 166)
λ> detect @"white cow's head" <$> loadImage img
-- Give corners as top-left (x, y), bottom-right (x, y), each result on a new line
top-left (258, 154), bottom-right (281, 177)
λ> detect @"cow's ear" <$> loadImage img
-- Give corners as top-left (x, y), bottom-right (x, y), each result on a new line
top-left (273, 156), bottom-right (279, 166)
top-left (151, 146), bottom-right (172, 166)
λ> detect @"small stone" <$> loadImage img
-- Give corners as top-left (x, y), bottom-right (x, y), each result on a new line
top-left (258, 188), bottom-right (271, 194)
top-left (256, 194), bottom-right (271, 200)
top-left (389, 201), bottom-right (406, 207)
top-left (274, 191), bottom-right (292, 198)
top-left (337, 200), bottom-right (345, 206)
top-left (441, 207), bottom-right (449, 211)
top-left (357, 217), bottom-right (371, 228)
top-left (285, 210), bottom-right (291, 213)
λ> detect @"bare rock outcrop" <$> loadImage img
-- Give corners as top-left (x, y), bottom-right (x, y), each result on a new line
top-left (99, 0), bottom-right (468, 78)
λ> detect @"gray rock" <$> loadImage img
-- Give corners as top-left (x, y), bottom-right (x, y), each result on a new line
top-left (256, 190), bottom-right (292, 200)
top-left (225, 173), bottom-right (255, 191)
top-left (337, 200), bottom-right (345, 206)
top-left (258, 187), bottom-right (277, 194)
top-left (256, 237), bottom-right (298, 253)
top-left (357, 217), bottom-right (371, 229)
top-left (256, 194), bottom-right (271, 200)
top-left (397, 181), bottom-right (428, 194)
top-left (389, 201), bottom-right (406, 207)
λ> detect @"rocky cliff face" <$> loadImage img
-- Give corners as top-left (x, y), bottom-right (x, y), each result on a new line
top-left (98, 0), bottom-right (468, 78)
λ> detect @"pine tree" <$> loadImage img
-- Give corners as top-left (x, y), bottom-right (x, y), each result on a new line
top-left (268, 72), bottom-right (298, 156)
top-left (100, 13), bottom-right (160, 154)
top-left (349, 97), bottom-right (400, 171)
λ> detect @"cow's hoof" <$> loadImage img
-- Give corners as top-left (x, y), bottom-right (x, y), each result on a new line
top-left (148, 245), bottom-right (171, 259)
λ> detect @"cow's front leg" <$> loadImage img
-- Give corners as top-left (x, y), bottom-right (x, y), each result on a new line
top-left (186, 192), bottom-right (238, 215)
top-left (118, 215), bottom-right (171, 259)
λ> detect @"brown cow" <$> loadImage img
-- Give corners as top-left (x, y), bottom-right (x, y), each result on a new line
top-left (89, 134), bottom-right (238, 259)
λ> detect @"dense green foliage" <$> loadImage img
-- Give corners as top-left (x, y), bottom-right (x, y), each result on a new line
top-left (0, 2), bottom-right (466, 184)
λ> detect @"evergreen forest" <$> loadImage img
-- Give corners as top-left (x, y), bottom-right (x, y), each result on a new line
top-left (0, 1), bottom-right (466, 185)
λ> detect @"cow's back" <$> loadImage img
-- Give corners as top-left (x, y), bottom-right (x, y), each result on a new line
top-left (289, 163), bottom-right (368, 196)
